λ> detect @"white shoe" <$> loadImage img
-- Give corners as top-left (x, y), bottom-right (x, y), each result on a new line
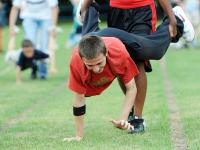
top-left (173, 6), bottom-right (195, 42)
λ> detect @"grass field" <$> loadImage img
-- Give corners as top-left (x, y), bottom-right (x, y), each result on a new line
top-left (0, 22), bottom-right (200, 150)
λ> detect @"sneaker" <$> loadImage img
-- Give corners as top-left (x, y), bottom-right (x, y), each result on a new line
top-left (173, 6), bottom-right (195, 42)
top-left (128, 116), bottom-right (145, 134)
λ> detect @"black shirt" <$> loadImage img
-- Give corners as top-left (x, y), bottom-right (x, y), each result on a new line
top-left (17, 49), bottom-right (49, 68)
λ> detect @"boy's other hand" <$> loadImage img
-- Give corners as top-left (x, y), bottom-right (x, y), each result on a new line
top-left (63, 136), bottom-right (82, 142)
top-left (111, 119), bottom-right (134, 130)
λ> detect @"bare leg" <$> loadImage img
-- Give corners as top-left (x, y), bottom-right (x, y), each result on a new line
top-left (117, 62), bottom-right (147, 118)
top-left (134, 62), bottom-right (147, 117)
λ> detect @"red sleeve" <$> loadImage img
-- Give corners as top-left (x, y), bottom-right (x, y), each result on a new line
top-left (67, 57), bottom-right (86, 94)
top-left (120, 57), bottom-right (139, 84)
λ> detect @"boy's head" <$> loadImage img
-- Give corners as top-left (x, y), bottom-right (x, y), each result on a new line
top-left (21, 39), bottom-right (34, 58)
top-left (78, 35), bottom-right (107, 74)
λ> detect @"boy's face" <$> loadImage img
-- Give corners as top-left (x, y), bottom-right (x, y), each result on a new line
top-left (23, 46), bottom-right (34, 58)
top-left (82, 53), bottom-right (107, 74)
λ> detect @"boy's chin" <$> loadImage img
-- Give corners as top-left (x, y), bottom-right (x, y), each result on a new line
top-left (94, 69), bottom-right (103, 74)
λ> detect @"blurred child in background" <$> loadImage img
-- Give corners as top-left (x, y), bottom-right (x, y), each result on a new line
top-left (16, 39), bottom-right (49, 84)
top-left (9, 0), bottom-right (59, 79)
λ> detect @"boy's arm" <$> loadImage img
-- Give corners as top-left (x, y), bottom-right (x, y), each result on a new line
top-left (16, 66), bottom-right (21, 83)
top-left (120, 78), bottom-right (137, 121)
top-left (74, 94), bottom-right (85, 139)
top-left (38, 51), bottom-right (49, 59)
top-left (111, 78), bottom-right (136, 130)
top-left (63, 93), bottom-right (86, 142)
top-left (158, 0), bottom-right (177, 37)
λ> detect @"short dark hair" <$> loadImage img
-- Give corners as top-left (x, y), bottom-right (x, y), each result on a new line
top-left (21, 39), bottom-right (34, 48)
top-left (78, 35), bottom-right (106, 59)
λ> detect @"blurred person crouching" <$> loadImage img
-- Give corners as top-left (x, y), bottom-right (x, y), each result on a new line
top-left (16, 39), bottom-right (49, 84)
top-left (9, 0), bottom-right (59, 79)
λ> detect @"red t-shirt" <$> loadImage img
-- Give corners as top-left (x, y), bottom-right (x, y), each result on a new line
top-left (68, 37), bottom-right (139, 96)
top-left (110, 0), bottom-right (154, 9)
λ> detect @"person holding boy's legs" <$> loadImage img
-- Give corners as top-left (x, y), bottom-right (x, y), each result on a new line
top-left (77, 0), bottom-right (178, 133)
top-left (65, 4), bottom-right (194, 141)
top-left (82, 3), bottom-right (194, 62)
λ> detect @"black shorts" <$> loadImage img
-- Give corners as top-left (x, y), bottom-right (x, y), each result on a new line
top-left (107, 4), bottom-right (157, 72)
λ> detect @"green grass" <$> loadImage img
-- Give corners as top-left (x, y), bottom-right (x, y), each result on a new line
top-left (165, 48), bottom-right (200, 150)
top-left (0, 22), bottom-right (200, 149)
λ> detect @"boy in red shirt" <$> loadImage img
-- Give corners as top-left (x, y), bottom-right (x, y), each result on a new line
top-left (77, 0), bottom-right (178, 133)
top-left (66, 35), bottom-right (138, 141)
top-left (65, 3), bottom-right (194, 141)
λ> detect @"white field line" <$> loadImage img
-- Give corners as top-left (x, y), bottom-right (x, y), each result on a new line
top-left (160, 57), bottom-right (187, 150)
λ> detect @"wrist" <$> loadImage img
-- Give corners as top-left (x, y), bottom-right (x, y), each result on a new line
top-left (169, 15), bottom-right (177, 24)
top-left (120, 113), bottom-right (128, 121)
top-left (73, 105), bottom-right (86, 116)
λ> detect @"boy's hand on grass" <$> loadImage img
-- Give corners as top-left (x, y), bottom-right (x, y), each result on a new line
top-left (111, 119), bottom-right (134, 130)
top-left (63, 136), bottom-right (82, 142)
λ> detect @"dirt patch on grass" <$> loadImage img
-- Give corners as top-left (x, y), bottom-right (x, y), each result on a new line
top-left (160, 58), bottom-right (187, 150)
top-left (0, 83), bottom-right (65, 133)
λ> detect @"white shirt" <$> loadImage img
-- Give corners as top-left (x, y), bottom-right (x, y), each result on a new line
top-left (13, 0), bottom-right (58, 20)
